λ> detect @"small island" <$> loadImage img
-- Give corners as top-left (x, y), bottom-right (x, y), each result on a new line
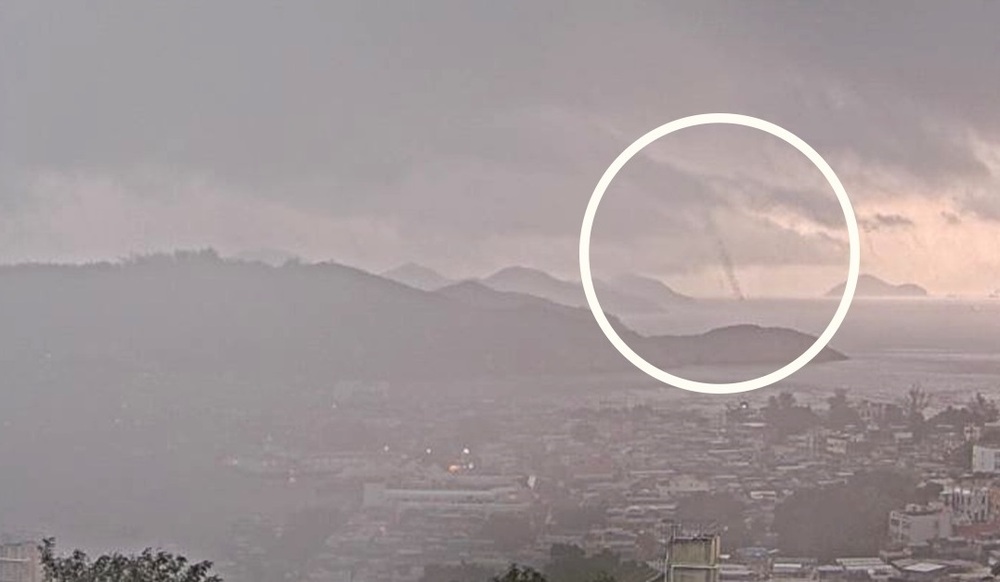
top-left (826, 274), bottom-right (928, 298)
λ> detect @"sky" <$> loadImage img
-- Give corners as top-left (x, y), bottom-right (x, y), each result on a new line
top-left (1, 2), bottom-right (999, 297)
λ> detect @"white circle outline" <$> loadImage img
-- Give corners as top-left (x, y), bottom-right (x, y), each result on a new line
top-left (579, 113), bottom-right (860, 395)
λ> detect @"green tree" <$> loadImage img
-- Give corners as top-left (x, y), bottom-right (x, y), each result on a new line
top-left (772, 470), bottom-right (922, 561)
top-left (929, 405), bottom-right (975, 429)
top-left (968, 392), bottom-right (999, 424)
top-left (902, 384), bottom-right (931, 433)
top-left (421, 561), bottom-right (497, 582)
top-left (946, 440), bottom-right (974, 470)
top-left (493, 564), bottom-right (547, 582)
top-left (763, 392), bottom-right (821, 437)
top-left (826, 389), bottom-right (862, 429)
top-left (40, 539), bottom-right (221, 582)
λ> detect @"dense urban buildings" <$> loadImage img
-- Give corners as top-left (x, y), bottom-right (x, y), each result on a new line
top-left (174, 382), bottom-right (1000, 581)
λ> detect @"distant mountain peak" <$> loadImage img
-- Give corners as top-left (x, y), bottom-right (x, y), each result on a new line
top-left (231, 248), bottom-right (300, 267)
top-left (481, 265), bottom-right (693, 314)
top-left (826, 274), bottom-right (928, 297)
top-left (611, 273), bottom-right (693, 304)
top-left (381, 262), bottom-right (452, 291)
top-left (435, 279), bottom-right (577, 313)
top-left (481, 266), bottom-right (584, 307)
top-left (486, 265), bottom-right (565, 284)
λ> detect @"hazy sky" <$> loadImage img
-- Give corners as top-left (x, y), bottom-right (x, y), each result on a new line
top-left (2, 2), bottom-right (999, 297)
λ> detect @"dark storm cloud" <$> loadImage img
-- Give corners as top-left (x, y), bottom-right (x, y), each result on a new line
top-left (941, 211), bottom-right (962, 226)
top-left (710, 179), bottom-right (844, 230)
top-left (1, 1), bottom-right (998, 270)
top-left (960, 193), bottom-right (1000, 223)
top-left (859, 213), bottom-right (915, 233)
top-left (667, 2), bottom-right (1000, 181)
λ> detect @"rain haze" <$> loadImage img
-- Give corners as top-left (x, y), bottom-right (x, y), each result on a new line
top-left (1, 3), bottom-right (1000, 582)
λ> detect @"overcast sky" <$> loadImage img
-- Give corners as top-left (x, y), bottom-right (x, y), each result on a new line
top-left (2, 2), bottom-right (999, 297)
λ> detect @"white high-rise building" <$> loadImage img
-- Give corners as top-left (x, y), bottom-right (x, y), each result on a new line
top-left (0, 541), bottom-right (42, 582)
top-left (667, 534), bottom-right (720, 582)
top-left (972, 445), bottom-right (1000, 474)
top-left (942, 485), bottom-right (991, 524)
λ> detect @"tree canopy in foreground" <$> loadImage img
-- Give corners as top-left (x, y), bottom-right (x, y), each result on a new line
top-left (40, 538), bottom-right (222, 582)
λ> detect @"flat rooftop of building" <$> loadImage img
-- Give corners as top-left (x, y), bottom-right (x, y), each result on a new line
top-left (902, 562), bottom-right (948, 574)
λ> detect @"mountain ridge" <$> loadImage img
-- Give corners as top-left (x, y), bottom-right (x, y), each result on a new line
top-left (381, 262), bottom-right (453, 291)
top-left (481, 265), bottom-right (690, 314)
top-left (0, 255), bottom-right (846, 383)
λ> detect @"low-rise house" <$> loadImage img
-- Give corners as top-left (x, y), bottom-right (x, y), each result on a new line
top-left (889, 504), bottom-right (953, 547)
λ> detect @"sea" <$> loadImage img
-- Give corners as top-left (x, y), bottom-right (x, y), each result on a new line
top-left (619, 297), bottom-right (1000, 409)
